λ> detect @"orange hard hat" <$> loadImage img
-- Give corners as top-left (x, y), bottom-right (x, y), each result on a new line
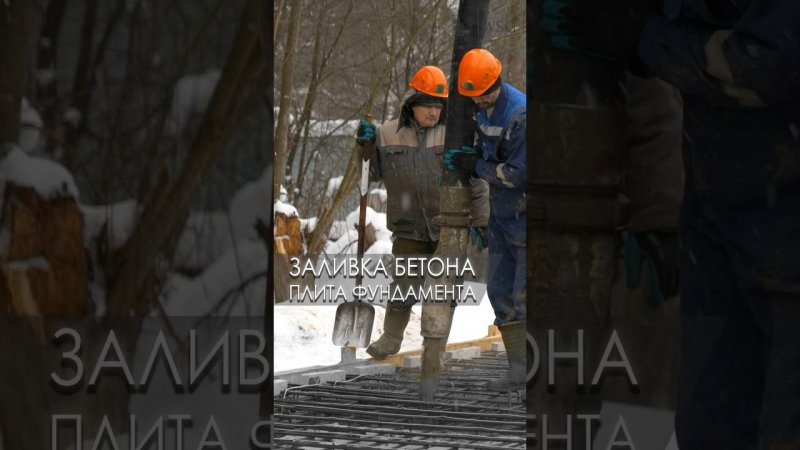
top-left (457, 48), bottom-right (502, 96)
top-left (409, 66), bottom-right (448, 98)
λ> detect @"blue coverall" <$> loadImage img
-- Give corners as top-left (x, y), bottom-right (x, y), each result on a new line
top-left (473, 82), bottom-right (527, 326)
top-left (639, 1), bottom-right (800, 448)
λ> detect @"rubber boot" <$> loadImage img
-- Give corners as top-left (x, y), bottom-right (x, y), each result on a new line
top-left (487, 321), bottom-right (526, 391)
top-left (419, 301), bottom-right (456, 401)
top-left (366, 303), bottom-right (412, 358)
top-left (419, 336), bottom-right (448, 401)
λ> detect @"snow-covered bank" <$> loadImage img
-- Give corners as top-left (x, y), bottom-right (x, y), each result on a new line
top-left (273, 187), bottom-right (496, 372)
top-left (274, 290), bottom-right (495, 372)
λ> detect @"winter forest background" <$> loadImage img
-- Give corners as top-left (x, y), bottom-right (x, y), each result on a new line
top-left (274, 0), bottom-right (525, 216)
top-left (0, 0), bottom-right (268, 448)
top-left (272, 0), bottom-right (525, 371)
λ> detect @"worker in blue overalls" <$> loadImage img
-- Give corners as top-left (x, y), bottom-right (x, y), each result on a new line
top-left (444, 48), bottom-right (527, 391)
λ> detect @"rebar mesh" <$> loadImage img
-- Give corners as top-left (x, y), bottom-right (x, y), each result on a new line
top-left (274, 349), bottom-right (526, 449)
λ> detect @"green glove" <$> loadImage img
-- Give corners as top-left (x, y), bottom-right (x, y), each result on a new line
top-left (625, 231), bottom-right (680, 306)
top-left (540, 0), bottom-right (650, 63)
top-left (444, 146), bottom-right (479, 174)
top-left (469, 227), bottom-right (488, 251)
top-left (356, 119), bottom-right (376, 144)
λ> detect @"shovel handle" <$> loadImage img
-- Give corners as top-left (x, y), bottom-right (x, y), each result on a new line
top-left (361, 114), bottom-right (374, 162)
top-left (355, 114), bottom-right (373, 289)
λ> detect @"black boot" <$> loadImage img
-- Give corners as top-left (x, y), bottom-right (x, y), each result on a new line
top-left (366, 304), bottom-right (412, 358)
top-left (487, 321), bottom-right (526, 391)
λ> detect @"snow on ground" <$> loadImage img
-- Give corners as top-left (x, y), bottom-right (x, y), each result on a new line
top-left (274, 304), bottom-right (421, 371)
top-left (274, 289), bottom-right (496, 373)
top-left (300, 217), bottom-right (317, 234)
top-left (63, 107), bottom-right (81, 128)
top-left (160, 240), bottom-right (267, 319)
top-left (325, 207), bottom-right (390, 255)
top-left (81, 200), bottom-right (139, 317)
top-left (167, 69), bottom-right (221, 135)
top-left (325, 228), bottom-right (358, 255)
top-left (274, 194), bottom-right (496, 373)
top-left (327, 219), bottom-right (348, 241)
top-left (274, 199), bottom-right (298, 218)
top-left (79, 170), bottom-right (269, 318)
top-left (344, 206), bottom-right (385, 232)
top-left (81, 199), bottom-right (138, 250)
top-left (370, 187), bottom-right (387, 203)
top-left (326, 176), bottom-right (343, 198)
top-left (366, 238), bottom-right (393, 255)
top-left (18, 98), bottom-right (42, 152)
top-left (128, 177), bottom-right (268, 447)
top-left (1, 146), bottom-right (79, 199)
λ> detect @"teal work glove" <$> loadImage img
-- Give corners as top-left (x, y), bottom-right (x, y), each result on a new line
top-left (539, 0), bottom-right (649, 63)
top-left (469, 227), bottom-right (488, 251)
top-left (444, 146), bottom-right (479, 174)
top-left (356, 119), bottom-right (376, 144)
top-left (625, 231), bottom-right (680, 306)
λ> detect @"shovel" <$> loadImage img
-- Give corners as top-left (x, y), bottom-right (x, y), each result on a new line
top-left (332, 115), bottom-right (376, 348)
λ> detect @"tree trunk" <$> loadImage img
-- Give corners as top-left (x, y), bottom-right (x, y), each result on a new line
top-left (502, 0), bottom-right (525, 90)
top-left (0, 0), bottom-right (33, 146)
top-left (0, 186), bottom-right (135, 450)
top-left (304, 3), bottom-right (443, 259)
top-left (258, 0), bottom-right (275, 425)
top-left (35, 0), bottom-right (69, 154)
top-left (61, 0), bottom-right (98, 169)
top-left (106, 0), bottom-right (266, 317)
top-left (0, 4), bottom-right (54, 449)
top-left (272, 0), bottom-right (302, 203)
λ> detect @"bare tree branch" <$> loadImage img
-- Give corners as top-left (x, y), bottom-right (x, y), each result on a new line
top-left (0, 0), bottom-right (34, 146)
top-left (304, 3), bottom-right (442, 259)
top-left (107, 0), bottom-right (266, 316)
top-left (35, 0), bottom-right (69, 153)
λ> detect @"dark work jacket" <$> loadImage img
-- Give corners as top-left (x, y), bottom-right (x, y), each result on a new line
top-left (639, 0), bottom-right (800, 209)
top-left (624, 72), bottom-right (684, 233)
top-left (371, 118), bottom-right (489, 242)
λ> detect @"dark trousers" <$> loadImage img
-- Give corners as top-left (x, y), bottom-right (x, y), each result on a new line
top-left (487, 213), bottom-right (526, 325)
top-left (390, 237), bottom-right (437, 308)
top-left (676, 187), bottom-right (800, 450)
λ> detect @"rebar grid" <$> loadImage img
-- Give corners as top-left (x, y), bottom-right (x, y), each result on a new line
top-left (273, 349), bottom-right (526, 449)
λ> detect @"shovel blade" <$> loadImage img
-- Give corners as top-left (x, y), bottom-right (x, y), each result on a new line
top-left (332, 302), bottom-right (375, 348)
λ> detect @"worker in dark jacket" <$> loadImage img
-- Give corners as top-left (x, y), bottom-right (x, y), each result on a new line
top-left (357, 65), bottom-right (489, 359)
top-left (623, 71), bottom-right (683, 309)
top-left (616, 71), bottom-right (684, 412)
top-left (445, 48), bottom-right (527, 391)
top-left (639, 3), bottom-right (800, 448)
top-left (544, 0), bottom-right (800, 447)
